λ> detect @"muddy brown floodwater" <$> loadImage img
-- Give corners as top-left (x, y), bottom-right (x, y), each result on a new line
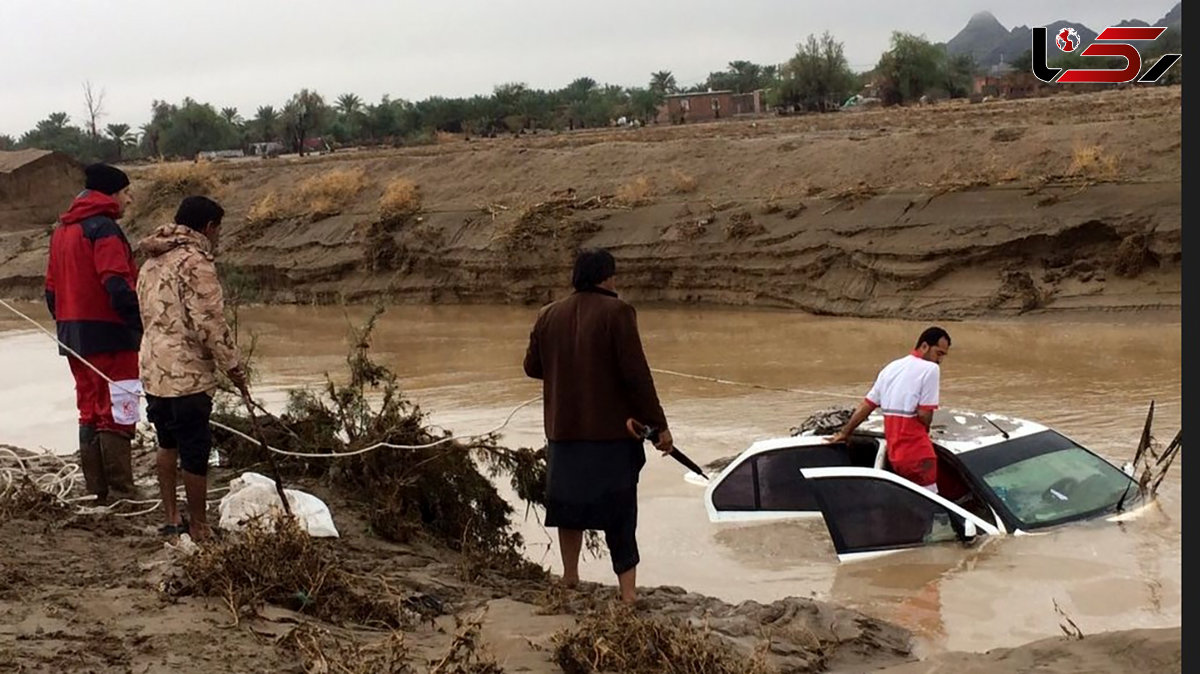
top-left (0, 302), bottom-right (1180, 656)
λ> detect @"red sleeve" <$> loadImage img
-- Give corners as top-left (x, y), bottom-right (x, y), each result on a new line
top-left (93, 236), bottom-right (142, 335)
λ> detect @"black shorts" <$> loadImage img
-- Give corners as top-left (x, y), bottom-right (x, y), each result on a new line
top-left (544, 439), bottom-right (644, 575)
top-left (146, 393), bottom-right (213, 476)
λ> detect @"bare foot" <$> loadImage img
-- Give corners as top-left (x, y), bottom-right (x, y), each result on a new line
top-left (189, 522), bottom-right (214, 542)
top-left (560, 574), bottom-right (579, 589)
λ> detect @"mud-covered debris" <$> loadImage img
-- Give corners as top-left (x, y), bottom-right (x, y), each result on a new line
top-left (167, 514), bottom-right (416, 628)
top-left (790, 407), bottom-right (855, 436)
top-left (284, 624), bottom-right (415, 674)
top-left (552, 603), bottom-right (773, 674)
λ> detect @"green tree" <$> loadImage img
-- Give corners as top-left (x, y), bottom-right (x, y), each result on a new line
top-left (0, 134), bottom-right (14, 150)
top-left (158, 98), bottom-right (240, 158)
top-left (283, 89), bottom-right (329, 155)
top-left (649, 70), bottom-right (678, 98)
top-left (777, 32), bottom-right (858, 111)
top-left (139, 100), bottom-right (175, 157)
top-left (875, 32), bottom-right (945, 105)
top-left (705, 60), bottom-right (779, 94)
top-left (18, 112), bottom-right (91, 159)
top-left (335, 93), bottom-right (363, 116)
top-left (627, 87), bottom-right (660, 124)
top-left (105, 122), bottom-right (135, 160)
top-left (220, 107), bottom-right (243, 126)
top-left (943, 53), bottom-right (977, 98)
top-left (252, 105), bottom-right (280, 143)
top-left (1011, 49), bottom-right (1033, 74)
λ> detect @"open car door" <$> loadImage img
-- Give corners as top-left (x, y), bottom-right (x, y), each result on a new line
top-left (800, 467), bottom-right (1000, 562)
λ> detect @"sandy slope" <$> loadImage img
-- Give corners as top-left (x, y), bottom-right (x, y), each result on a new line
top-left (0, 87), bottom-right (1181, 318)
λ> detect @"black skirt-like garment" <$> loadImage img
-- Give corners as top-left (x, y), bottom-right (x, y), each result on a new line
top-left (544, 439), bottom-right (646, 531)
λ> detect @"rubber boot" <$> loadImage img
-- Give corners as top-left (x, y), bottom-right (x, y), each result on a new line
top-left (79, 425), bottom-right (108, 504)
top-left (98, 430), bottom-right (142, 502)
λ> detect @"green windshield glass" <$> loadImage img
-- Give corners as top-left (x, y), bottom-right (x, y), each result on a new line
top-left (980, 446), bottom-right (1134, 527)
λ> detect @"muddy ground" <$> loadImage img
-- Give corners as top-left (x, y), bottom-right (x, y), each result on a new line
top-left (0, 444), bottom-right (1181, 674)
top-left (0, 86), bottom-right (1181, 318)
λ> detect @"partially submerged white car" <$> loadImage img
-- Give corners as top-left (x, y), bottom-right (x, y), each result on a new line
top-left (694, 410), bottom-right (1156, 562)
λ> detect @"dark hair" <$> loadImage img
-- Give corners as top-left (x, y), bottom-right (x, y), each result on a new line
top-left (916, 326), bottom-right (951, 349)
top-left (571, 247), bottom-right (616, 291)
top-left (174, 196), bottom-right (225, 232)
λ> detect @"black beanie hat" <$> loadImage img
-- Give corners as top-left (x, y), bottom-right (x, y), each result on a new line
top-left (84, 163), bottom-right (131, 196)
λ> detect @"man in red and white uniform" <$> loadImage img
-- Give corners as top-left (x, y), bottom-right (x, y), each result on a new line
top-left (829, 327), bottom-right (951, 491)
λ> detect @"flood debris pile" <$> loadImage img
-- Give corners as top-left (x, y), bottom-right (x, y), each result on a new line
top-left (487, 191), bottom-right (613, 254)
top-left (0, 446), bottom-right (73, 521)
top-left (790, 407), bottom-right (854, 437)
top-left (1127, 401), bottom-right (1182, 503)
top-left (0, 477), bottom-right (69, 521)
top-left (168, 515), bottom-right (413, 628)
top-left (551, 604), bottom-right (773, 674)
top-left (280, 610), bottom-right (501, 674)
top-left (212, 308), bottom-right (549, 579)
top-left (285, 625), bottom-right (416, 674)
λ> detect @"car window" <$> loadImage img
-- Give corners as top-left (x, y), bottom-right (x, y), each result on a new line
top-left (712, 459), bottom-right (755, 510)
top-left (812, 477), bottom-right (963, 553)
top-left (713, 443), bottom-right (879, 512)
top-left (977, 446), bottom-right (1133, 527)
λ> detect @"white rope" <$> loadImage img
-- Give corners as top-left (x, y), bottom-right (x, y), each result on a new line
top-left (1, 297), bottom-right (862, 508)
top-left (207, 396), bottom-right (541, 458)
top-left (649, 367), bottom-right (861, 400)
top-left (0, 298), bottom-right (543, 460)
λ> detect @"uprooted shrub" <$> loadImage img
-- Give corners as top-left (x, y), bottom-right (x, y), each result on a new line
top-left (0, 474), bottom-right (70, 521)
top-left (282, 610), bottom-right (502, 674)
top-left (167, 514), bottom-right (413, 627)
top-left (379, 178), bottom-right (422, 223)
top-left (297, 168), bottom-right (369, 219)
top-left (552, 604), bottom-right (774, 674)
top-left (135, 162), bottom-right (221, 218)
top-left (284, 624), bottom-right (415, 674)
top-left (212, 307), bottom-right (549, 577)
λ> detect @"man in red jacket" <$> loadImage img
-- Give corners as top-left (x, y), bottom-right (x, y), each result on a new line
top-left (45, 164), bottom-right (143, 504)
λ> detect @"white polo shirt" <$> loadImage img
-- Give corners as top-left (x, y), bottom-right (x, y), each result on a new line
top-left (865, 351), bottom-right (941, 481)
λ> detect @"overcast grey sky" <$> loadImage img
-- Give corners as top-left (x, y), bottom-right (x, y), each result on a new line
top-left (0, 0), bottom-right (1175, 137)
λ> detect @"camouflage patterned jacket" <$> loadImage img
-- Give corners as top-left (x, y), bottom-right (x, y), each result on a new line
top-left (136, 224), bottom-right (240, 397)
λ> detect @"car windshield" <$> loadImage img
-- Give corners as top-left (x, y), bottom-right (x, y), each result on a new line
top-left (960, 430), bottom-right (1136, 529)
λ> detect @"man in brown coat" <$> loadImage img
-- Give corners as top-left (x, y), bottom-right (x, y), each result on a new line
top-left (523, 248), bottom-right (672, 603)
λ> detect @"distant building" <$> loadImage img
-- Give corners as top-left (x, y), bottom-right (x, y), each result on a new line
top-left (249, 142), bottom-right (285, 158)
top-left (660, 90), bottom-right (764, 124)
top-left (197, 149), bottom-right (245, 161)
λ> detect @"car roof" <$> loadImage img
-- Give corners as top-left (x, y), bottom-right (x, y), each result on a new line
top-left (861, 409), bottom-right (1049, 454)
top-left (743, 409), bottom-right (1050, 457)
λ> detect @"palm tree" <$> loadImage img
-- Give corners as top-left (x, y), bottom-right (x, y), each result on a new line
top-left (565, 77), bottom-right (598, 103)
top-left (335, 93), bottom-right (363, 116)
top-left (650, 70), bottom-right (678, 95)
top-left (39, 112), bottom-right (71, 133)
top-left (221, 107), bottom-right (243, 126)
top-left (254, 105), bottom-right (279, 142)
top-left (105, 123), bottom-right (135, 159)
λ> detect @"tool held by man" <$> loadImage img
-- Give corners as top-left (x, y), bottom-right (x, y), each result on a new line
top-left (626, 418), bottom-right (708, 479)
top-left (235, 382), bottom-right (293, 517)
